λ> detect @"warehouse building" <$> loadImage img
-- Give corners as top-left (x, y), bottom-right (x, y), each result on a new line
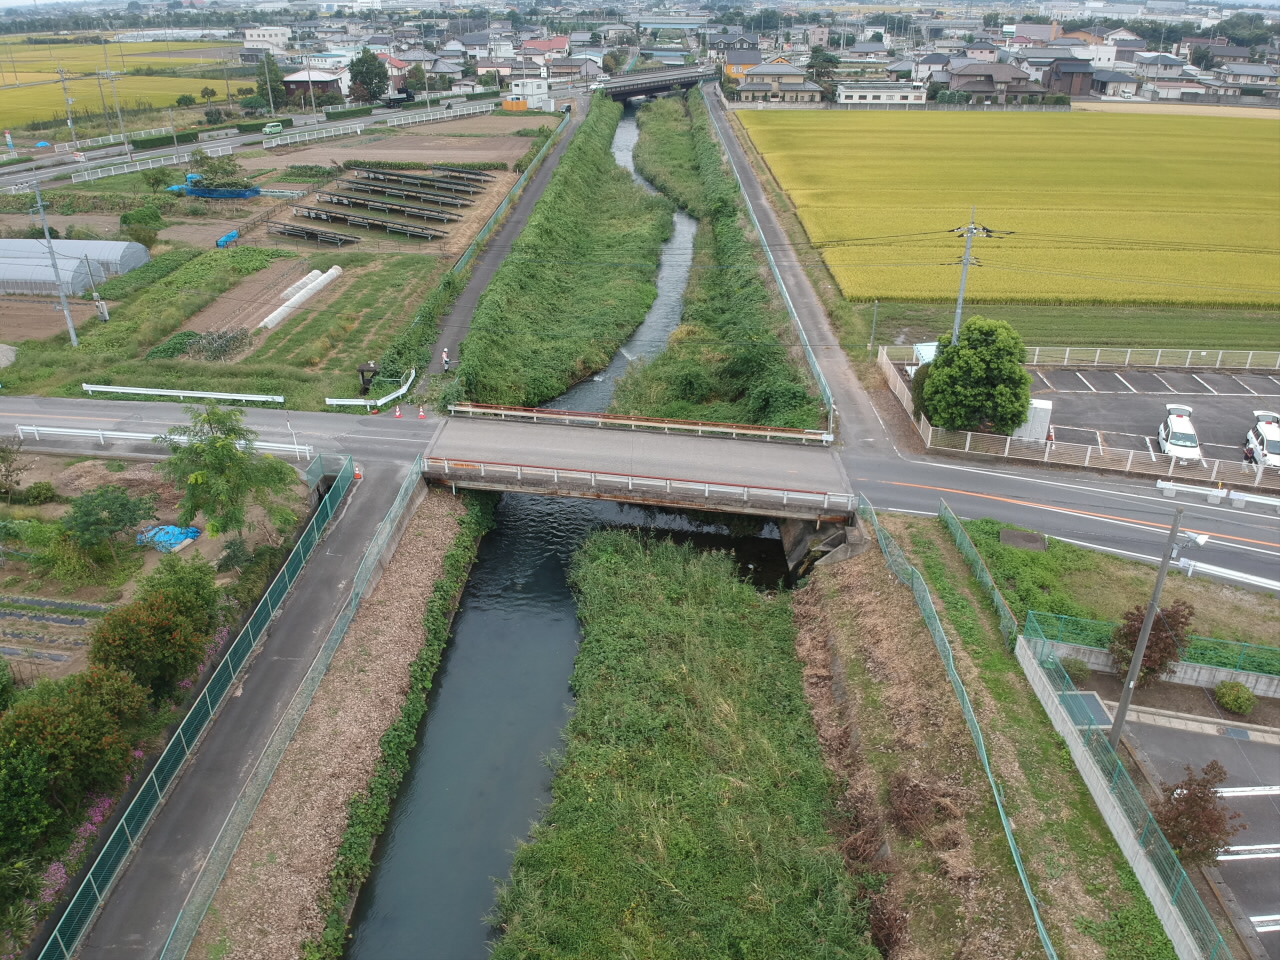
top-left (0, 240), bottom-right (149, 296)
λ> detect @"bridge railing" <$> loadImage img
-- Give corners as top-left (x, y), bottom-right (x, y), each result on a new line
top-left (425, 456), bottom-right (856, 514)
top-left (447, 403), bottom-right (833, 444)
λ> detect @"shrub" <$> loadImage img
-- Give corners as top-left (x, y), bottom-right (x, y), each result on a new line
top-left (1215, 680), bottom-right (1256, 717)
top-left (1110, 598), bottom-right (1194, 688)
top-left (130, 130), bottom-right (199, 150)
top-left (123, 225), bottom-right (158, 248)
top-left (1154, 761), bottom-right (1244, 866)
top-left (16, 482), bottom-right (57, 506)
top-left (0, 659), bottom-right (13, 713)
top-left (89, 593), bottom-right (207, 701)
top-left (325, 106), bottom-right (374, 120)
top-left (1060, 656), bottom-right (1091, 686)
top-left (138, 554), bottom-right (219, 636)
top-left (121, 205), bottom-right (165, 228)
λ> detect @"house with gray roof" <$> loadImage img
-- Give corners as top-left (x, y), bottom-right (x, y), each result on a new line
top-left (735, 61), bottom-right (823, 102)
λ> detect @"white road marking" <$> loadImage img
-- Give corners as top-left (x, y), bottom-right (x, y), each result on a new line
top-left (1193, 374), bottom-right (1218, 395)
top-left (1035, 369), bottom-right (1055, 391)
top-left (1154, 373), bottom-right (1177, 392)
top-left (1115, 374), bottom-right (1138, 393)
top-left (1076, 371), bottom-right (1097, 392)
top-left (1218, 786), bottom-right (1280, 797)
top-left (1233, 375), bottom-right (1258, 396)
top-left (1144, 436), bottom-right (1155, 455)
top-left (1251, 915), bottom-right (1280, 934)
top-left (1219, 843), bottom-right (1280, 861)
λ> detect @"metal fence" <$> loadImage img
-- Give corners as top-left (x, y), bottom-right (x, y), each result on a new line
top-left (385, 101), bottom-right (497, 128)
top-left (879, 344), bottom-right (1280, 371)
top-left (37, 456), bottom-right (356, 960)
top-left (704, 84), bottom-right (835, 437)
top-left (1018, 633), bottom-right (1234, 960)
top-left (263, 124), bottom-right (364, 149)
top-left (876, 349), bottom-right (1280, 493)
top-left (854, 492), bottom-right (1059, 959)
top-left (158, 456), bottom-right (424, 958)
top-left (81, 384), bottom-right (284, 403)
top-left (937, 499), bottom-right (1019, 645)
top-left (71, 153), bottom-right (187, 183)
top-left (54, 128), bottom-right (172, 153)
top-left (1025, 610), bottom-right (1280, 677)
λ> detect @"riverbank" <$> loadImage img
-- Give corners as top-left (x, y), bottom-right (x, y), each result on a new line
top-left (489, 532), bottom-right (878, 959)
top-left (189, 486), bottom-right (483, 959)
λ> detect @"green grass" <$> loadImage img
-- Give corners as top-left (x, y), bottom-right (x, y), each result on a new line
top-left (490, 532), bottom-right (878, 959)
top-left (92, 248), bottom-right (203, 301)
top-left (449, 96), bottom-right (673, 407)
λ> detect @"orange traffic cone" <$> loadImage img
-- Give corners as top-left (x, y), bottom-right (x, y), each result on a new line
top-left (371, 407), bottom-right (379, 415)
top-left (394, 405), bottom-right (402, 419)
top-left (354, 465), bottom-right (363, 480)
top-left (418, 405), bottom-right (426, 419)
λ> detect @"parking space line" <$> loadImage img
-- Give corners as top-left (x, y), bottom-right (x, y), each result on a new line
top-left (1252, 915), bottom-right (1280, 934)
top-left (1154, 373), bottom-right (1177, 392)
top-left (1270, 376), bottom-right (1280, 389)
top-left (1218, 786), bottom-right (1280, 797)
top-left (1076, 372), bottom-right (1097, 392)
top-left (1219, 843), bottom-right (1280, 861)
top-left (1193, 374), bottom-right (1218, 395)
top-left (1115, 374), bottom-right (1138, 393)
top-left (1232, 376), bottom-right (1258, 396)
top-left (1144, 436), bottom-right (1155, 455)
top-left (1034, 369), bottom-right (1055, 391)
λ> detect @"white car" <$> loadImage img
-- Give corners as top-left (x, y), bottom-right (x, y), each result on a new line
top-left (1157, 404), bottom-right (1202, 462)
top-left (1244, 410), bottom-right (1280, 467)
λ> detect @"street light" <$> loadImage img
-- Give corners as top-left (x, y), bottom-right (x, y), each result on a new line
top-left (1107, 506), bottom-right (1208, 747)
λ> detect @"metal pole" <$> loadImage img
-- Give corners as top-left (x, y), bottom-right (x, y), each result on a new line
top-left (109, 76), bottom-right (132, 160)
top-left (952, 208), bottom-right (976, 342)
top-left (58, 67), bottom-right (79, 147)
top-left (32, 181), bottom-right (78, 347)
top-left (1108, 507), bottom-right (1183, 748)
top-left (869, 299), bottom-right (878, 354)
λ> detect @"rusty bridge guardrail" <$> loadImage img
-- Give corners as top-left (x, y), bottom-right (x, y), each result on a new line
top-left (879, 344), bottom-right (1280, 370)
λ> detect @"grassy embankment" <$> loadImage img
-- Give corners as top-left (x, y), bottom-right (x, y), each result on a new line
top-left (489, 532), bottom-right (879, 959)
top-left (616, 90), bottom-right (823, 428)
top-left (725, 111), bottom-right (1279, 354)
top-left (449, 96), bottom-right (673, 407)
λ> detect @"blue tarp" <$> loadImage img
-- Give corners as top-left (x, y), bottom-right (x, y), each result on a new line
top-left (137, 525), bottom-right (201, 552)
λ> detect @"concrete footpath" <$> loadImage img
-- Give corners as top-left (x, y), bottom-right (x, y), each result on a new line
top-left (77, 459), bottom-right (411, 959)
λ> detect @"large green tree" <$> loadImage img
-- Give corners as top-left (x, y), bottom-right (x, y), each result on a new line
top-left (89, 593), bottom-right (207, 702)
top-left (921, 316), bottom-right (1032, 434)
top-left (157, 405), bottom-right (298, 538)
top-left (256, 51), bottom-right (286, 112)
top-left (806, 46), bottom-right (841, 82)
top-left (349, 46), bottom-right (390, 101)
top-left (64, 485), bottom-right (157, 562)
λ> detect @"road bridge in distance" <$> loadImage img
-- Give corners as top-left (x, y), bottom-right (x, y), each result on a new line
top-left (425, 417), bottom-right (854, 521)
top-left (596, 66), bottom-right (717, 101)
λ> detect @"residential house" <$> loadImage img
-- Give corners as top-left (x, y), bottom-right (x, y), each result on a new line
top-left (724, 48), bottom-right (762, 81)
top-left (1104, 27), bottom-right (1143, 44)
top-left (361, 35), bottom-right (393, 54)
top-left (913, 52), bottom-right (950, 82)
top-left (885, 60), bottom-right (914, 80)
top-left (1143, 77), bottom-right (1206, 99)
top-left (283, 67), bottom-right (349, 99)
top-left (1110, 38), bottom-right (1147, 63)
top-left (848, 41), bottom-right (890, 60)
top-left (452, 79), bottom-right (485, 94)
top-left (548, 57), bottom-right (602, 79)
top-left (836, 80), bottom-right (926, 104)
top-left (947, 62), bottom-right (1044, 103)
top-left (243, 25), bottom-right (291, 56)
top-left (963, 40), bottom-right (999, 62)
top-left (304, 51), bottom-right (352, 71)
top-left (735, 61), bottom-right (823, 102)
top-left (1044, 58), bottom-right (1094, 95)
top-left (1062, 29), bottom-right (1106, 45)
top-left (1014, 22), bottom-right (1062, 44)
top-left (376, 53), bottom-right (409, 91)
top-left (1090, 69), bottom-right (1140, 97)
top-left (1133, 52), bottom-right (1188, 80)
top-left (1187, 44), bottom-right (1258, 65)
top-left (803, 26), bottom-right (829, 48)
top-left (523, 36), bottom-right (570, 59)
top-left (709, 32), bottom-right (759, 59)
top-left (569, 31), bottom-right (593, 47)
top-left (1174, 35), bottom-right (1224, 58)
top-left (1211, 62), bottom-right (1278, 86)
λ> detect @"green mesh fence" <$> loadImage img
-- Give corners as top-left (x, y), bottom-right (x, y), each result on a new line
top-left (1022, 634), bottom-right (1234, 959)
top-left (1026, 611), bottom-right (1280, 678)
top-left (855, 493), bottom-right (1060, 960)
top-left (37, 456), bottom-right (356, 960)
top-left (937, 500), bottom-right (1019, 647)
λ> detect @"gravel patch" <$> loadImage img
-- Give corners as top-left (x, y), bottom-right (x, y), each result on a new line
top-left (190, 486), bottom-right (466, 959)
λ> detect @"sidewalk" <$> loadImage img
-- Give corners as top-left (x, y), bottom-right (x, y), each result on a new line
top-left (77, 459), bottom-right (411, 959)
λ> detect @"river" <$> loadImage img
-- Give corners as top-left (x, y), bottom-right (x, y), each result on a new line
top-left (344, 106), bottom-right (783, 960)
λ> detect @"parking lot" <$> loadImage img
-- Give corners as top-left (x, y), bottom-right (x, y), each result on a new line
top-left (1032, 367), bottom-right (1280, 460)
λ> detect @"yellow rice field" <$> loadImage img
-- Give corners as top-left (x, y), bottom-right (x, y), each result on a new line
top-left (0, 40), bottom-right (231, 75)
top-left (0, 74), bottom-right (230, 129)
top-left (739, 111), bottom-right (1280, 307)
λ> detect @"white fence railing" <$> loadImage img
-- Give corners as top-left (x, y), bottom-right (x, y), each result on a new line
top-left (68, 144), bottom-right (230, 184)
top-left (385, 101), bottom-right (497, 128)
top-left (16, 425), bottom-right (311, 460)
top-left (54, 127), bottom-right (172, 153)
top-left (81, 383), bottom-right (285, 403)
top-left (879, 344), bottom-right (1280, 371)
top-left (424, 456), bottom-right (858, 516)
top-left (1157, 479), bottom-right (1280, 512)
top-left (877, 349), bottom-right (1280, 493)
top-left (263, 124), bottom-right (363, 149)
top-left (324, 368), bottom-right (415, 410)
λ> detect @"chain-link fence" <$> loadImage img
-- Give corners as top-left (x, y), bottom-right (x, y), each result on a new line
top-left (1019, 635), bottom-right (1234, 960)
top-left (1026, 611), bottom-right (1280, 677)
top-left (937, 500), bottom-right (1019, 646)
top-left (854, 494), bottom-right (1060, 960)
top-left (38, 456), bottom-right (356, 960)
top-left (158, 456), bottom-right (424, 958)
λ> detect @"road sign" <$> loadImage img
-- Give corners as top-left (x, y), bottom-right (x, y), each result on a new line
top-left (3, 130), bottom-right (13, 152)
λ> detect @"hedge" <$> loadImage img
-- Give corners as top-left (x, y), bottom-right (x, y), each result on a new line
top-left (236, 117), bottom-right (295, 134)
top-left (324, 106), bottom-right (374, 120)
top-left (130, 130), bottom-right (199, 150)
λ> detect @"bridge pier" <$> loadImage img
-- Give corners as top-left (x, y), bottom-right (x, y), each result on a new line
top-left (780, 516), bottom-right (870, 578)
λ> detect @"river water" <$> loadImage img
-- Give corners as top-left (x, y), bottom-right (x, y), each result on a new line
top-left (345, 108), bottom-right (782, 960)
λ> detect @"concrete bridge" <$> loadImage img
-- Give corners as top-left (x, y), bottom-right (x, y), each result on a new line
top-left (597, 66), bottom-right (717, 101)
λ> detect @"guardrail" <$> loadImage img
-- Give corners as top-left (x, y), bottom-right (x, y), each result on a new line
top-left (263, 124), bottom-right (363, 149)
top-left (68, 145), bottom-right (233, 183)
top-left (324, 368), bottom-right (416, 410)
top-left (36, 456), bottom-right (356, 960)
top-left (425, 456), bottom-right (857, 515)
top-left (15, 424), bottom-right (311, 460)
top-left (385, 101), bottom-right (497, 128)
top-left (876, 349), bottom-right (1280, 493)
top-left (54, 127), bottom-right (172, 153)
top-left (879, 344), bottom-right (1280, 371)
top-left (81, 384), bottom-right (285, 404)
top-left (1156, 479), bottom-right (1280, 512)
top-left (447, 402), bottom-right (833, 443)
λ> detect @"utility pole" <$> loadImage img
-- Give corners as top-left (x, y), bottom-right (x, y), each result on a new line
top-left (108, 75), bottom-right (132, 160)
top-left (58, 67), bottom-right (79, 147)
top-left (1108, 508), bottom-right (1188, 748)
top-left (30, 182), bottom-right (78, 347)
top-left (952, 208), bottom-right (989, 342)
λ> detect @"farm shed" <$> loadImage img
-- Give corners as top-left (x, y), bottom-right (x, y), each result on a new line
top-left (0, 239), bottom-right (149, 296)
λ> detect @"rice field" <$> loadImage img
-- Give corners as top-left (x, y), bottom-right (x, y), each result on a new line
top-left (0, 73), bottom-right (232, 130)
top-left (0, 39), bottom-right (230, 75)
top-left (739, 112), bottom-right (1280, 308)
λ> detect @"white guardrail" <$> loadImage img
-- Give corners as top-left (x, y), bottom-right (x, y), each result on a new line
top-left (54, 127), bottom-right (172, 153)
top-left (447, 403), bottom-right (833, 444)
top-left (386, 101), bottom-right (497, 128)
top-left (82, 384), bottom-right (284, 403)
top-left (263, 124), bottom-right (363, 149)
top-left (1157, 479), bottom-right (1280, 512)
top-left (325, 368), bottom-right (415, 410)
top-left (70, 145), bottom-right (233, 183)
top-left (16, 425), bottom-right (312, 460)
top-left (880, 344), bottom-right (1280, 371)
top-left (425, 457), bottom-right (858, 514)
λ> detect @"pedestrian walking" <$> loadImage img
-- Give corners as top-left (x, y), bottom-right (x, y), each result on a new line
top-left (1243, 443), bottom-right (1258, 466)
top-left (441, 347), bottom-right (450, 372)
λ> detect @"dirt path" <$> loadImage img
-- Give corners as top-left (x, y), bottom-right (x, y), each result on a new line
top-left (179, 258), bottom-right (308, 335)
top-left (190, 486), bottom-right (466, 960)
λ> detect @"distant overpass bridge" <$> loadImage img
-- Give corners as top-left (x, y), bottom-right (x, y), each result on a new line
top-left (635, 16), bottom-right (711, 29)
top-left (598, 66), bottom-right (717, 101)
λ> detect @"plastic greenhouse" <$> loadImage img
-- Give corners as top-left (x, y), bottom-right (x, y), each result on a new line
top-left (0, 239), bottom-right (150, 296)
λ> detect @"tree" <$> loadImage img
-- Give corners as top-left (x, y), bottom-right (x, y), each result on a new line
top-left (869, 30), bottom-right (884, 42)
top-left (1191, 46), bottom-right (1217, 70)
top-left (175, 93), bottom-right (197, 107)
top-left (1154, 761), bottom-right (1244, 866)
top-left (137, 553), bottom-right (219, 636)
top-left (921, 316), bottom-right (1032, 434)
top-left (0, 435), bottom-right (32, 505)
top-left (349, 46), bottom-right (390, 101)
top-left (236, 85), bottom-right (256, 98)
top-left (407, 63), bottom-right (427, 92)
top-left (63, 486), bottom-right (156, 562)
top-left (89, 593), bottom-right (206, 701)
top-left (256, 51), bottom-right (286, 112)
top-left (142, 166), bottom-right (177, 192)
top-left (806, 45), bottom-right (841, 82)
top-left (349, 80), bottom-right (370, 103)
top-left (204, 107), bottom-right (224, 125)
top-left (157, 405), bottom-right (298, 538)
top-left (1110, 598), bottom-right (1194, 688)
top-left (239, 94), bottom-right (268, 113)
top-left (200, 85), bottom-right (217, 104)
